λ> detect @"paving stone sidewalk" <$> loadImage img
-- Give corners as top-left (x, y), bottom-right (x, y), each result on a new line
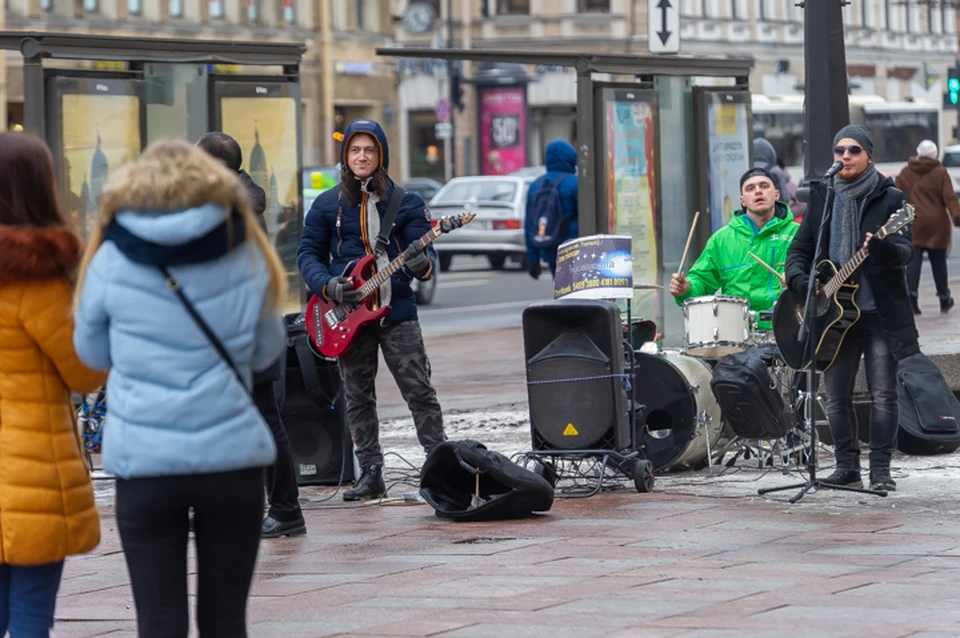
top-left (53, 279), bottom-right (960, 637)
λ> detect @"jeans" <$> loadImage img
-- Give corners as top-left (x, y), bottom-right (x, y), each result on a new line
top-left (116, 468), bottom-right (264, 638)
top-left (253, 382), bottom-right (302, 522)
top-left (823, 313), bottom-right (899, 471)
top-left (907, 246), bottom-right (951, 302)
top-left (0, 562), bottom-right (64, 638)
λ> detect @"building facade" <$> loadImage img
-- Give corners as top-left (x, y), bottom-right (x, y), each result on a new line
top-left (391, 0), bottom-right (959, 180)
top-left (1, 0), bottom-right (399, 169)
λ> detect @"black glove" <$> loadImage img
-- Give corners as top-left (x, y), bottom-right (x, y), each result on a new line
top-left (324, 276), bottom-right (363, 305)
top-left (867, 234), bottom-right (896, 259)
top-left (402, 242), bottom-right (431, 278)
top-left (528, 260), bottom-right (542, 280)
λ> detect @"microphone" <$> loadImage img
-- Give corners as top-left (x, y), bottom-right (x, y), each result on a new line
top-left (822, 161), bottom-right (843, 180)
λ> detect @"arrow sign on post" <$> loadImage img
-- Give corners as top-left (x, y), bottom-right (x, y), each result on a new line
top-left (648, 0), bottom-right (680, 54)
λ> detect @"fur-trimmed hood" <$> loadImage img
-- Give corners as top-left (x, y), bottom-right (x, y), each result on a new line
top-left (0, 225), bottom-right (81, 282)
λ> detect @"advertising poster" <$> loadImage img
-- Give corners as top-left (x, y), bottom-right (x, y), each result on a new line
top-left (479, 87), bottom-right (527, 175)
top-left (706, 96), bottom-right (750, 231)
top-left (554, 235), bottom-right (634, 300)
top-left (60, 94), bottom-right (142, 240)
top-left (220, 95), bottom-right (301, 311)
top-left (604, 95), bottom-right (659, 318)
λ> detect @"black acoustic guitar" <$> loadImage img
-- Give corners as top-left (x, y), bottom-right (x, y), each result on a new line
top-left (774, 203), bottom-right (915, 372)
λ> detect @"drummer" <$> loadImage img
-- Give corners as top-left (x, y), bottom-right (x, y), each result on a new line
top-left (669, 167), bottom-right (800, 331)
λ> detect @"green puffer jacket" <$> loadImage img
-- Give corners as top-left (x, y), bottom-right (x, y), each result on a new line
top-left (675, 202), bottom-right (799, 331)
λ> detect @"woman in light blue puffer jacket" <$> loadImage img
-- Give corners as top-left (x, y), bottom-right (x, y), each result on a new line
top-left (73, 139), bottom-right (287, 638)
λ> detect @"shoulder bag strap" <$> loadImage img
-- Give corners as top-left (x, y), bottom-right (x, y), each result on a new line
top-left (375, 185), bottom-right (406, 257)
top-left (159, 266), bottom-right (250, 396)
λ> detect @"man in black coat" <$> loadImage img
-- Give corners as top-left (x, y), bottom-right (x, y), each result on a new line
top-left (785, 125), bottom-right (918, 492)
top-left (197, 132), bottom-right (306, 537)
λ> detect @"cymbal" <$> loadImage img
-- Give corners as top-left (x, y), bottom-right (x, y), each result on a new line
top-left (632, 282), bottom-right (664, 289)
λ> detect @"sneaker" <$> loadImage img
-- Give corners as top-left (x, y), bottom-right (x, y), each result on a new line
top-left (940, 297), bottom-right (955, 314)
top-left (821, 468), bottom-right (863, 488)
top-left (869, 468), bottom-right (897, 491)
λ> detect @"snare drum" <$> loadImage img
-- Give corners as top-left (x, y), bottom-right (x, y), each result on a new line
top-left (682, 295), bottom-right (751, 358)
top-left (633, 349), bottom-right (728, 472)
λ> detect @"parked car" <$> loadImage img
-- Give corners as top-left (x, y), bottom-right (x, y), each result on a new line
top-left (402, 177), bottom-right (445, 202)
top-left (942, 144), bottom-right (960, 196)
top-left (509, 166), bottom-right (546, 179)
top-left (429, 176), bottom-right (531, 271)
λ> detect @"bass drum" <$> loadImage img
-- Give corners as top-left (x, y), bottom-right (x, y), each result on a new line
top-left (633, 349), bottom-right (727, 472)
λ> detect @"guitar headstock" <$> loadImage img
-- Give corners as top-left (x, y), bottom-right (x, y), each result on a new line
top-left (877, 202), bottom-right (915, 240)
top-left (438, 213), bottom-right (476, 233)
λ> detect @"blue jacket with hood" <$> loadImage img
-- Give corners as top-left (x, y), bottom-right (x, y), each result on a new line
top-left (525, 140), bottom-right (579, 265)
top-left (752, 138), bottom-right (790, 201)
top-left (73, 204), bottom-right (284, 480)
top-left (297, 119), bottom-right (435, 325)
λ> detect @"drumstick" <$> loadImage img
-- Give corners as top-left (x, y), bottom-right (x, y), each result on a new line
top-left (676, 211), bottom-right (700, 275)
top-left (748, 251), bottom-right (787, 286)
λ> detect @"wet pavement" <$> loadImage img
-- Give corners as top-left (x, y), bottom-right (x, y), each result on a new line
top-left (57, 280), bottom-right (960, 637)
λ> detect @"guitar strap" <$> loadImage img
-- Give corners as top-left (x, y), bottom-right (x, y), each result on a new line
top-left (375, 185), bottom-right (406, 257)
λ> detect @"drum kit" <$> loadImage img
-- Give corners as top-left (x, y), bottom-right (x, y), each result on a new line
top-left (630, 294), bottom-right (817, 473)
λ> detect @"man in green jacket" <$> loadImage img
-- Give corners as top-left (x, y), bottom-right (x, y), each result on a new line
top-left (669, 168), bottom-right (799, 331)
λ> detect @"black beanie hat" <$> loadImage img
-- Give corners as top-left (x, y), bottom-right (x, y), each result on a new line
top-left (832, 124), bottom-right (874, 158)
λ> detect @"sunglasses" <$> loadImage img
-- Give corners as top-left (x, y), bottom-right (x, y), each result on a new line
top-left (833, 145), bottom-right (864, 157)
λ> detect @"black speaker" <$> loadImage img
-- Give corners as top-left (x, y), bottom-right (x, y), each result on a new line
top-left (522, 300), bottom-right (629, 452)
top-left (280, 343), bottom-right (354, 486)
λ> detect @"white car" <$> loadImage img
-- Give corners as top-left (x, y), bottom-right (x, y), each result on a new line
top-left (942, 144), bottom-right (960, 196)
top-left (428, 176), bottom-right (531, 271)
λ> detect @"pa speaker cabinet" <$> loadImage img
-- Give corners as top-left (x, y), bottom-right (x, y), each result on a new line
top-left (522, 300), bottom-right (629, 452)
top-left (281, 353), bottom-right (354, 486)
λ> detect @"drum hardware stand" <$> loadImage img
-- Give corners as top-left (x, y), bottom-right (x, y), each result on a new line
top-left (758, 173), bottom-right (886, 503)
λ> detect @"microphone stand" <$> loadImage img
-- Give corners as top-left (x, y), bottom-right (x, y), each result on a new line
top-left (758, 174), bottom-right (887, 503)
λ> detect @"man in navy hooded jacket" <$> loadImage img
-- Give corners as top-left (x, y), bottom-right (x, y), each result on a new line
top-left (297, 119), bottom-right (446, 501)
top-left (524, 140), bottom-right (579, 279)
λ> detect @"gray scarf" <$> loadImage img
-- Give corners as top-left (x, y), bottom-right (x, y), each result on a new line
top-left (830, 164), bottom-right (880, 263)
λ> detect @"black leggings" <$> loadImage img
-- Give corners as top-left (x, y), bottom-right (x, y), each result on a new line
top-left (116, 467), bottom-right (265, 638)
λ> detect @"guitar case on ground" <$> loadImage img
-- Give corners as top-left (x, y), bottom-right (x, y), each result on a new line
top-left (896, 352), bottom-right (960, 455)
top-left (419, 440), bottom-right (554, 521)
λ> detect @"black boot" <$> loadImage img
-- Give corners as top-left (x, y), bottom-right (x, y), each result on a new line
top-left (941, 296), bottom-right (954, 314)
top-left (343, 464), bottom-right (386, 502)
top-left (869, 468), bottom-right (897, 491)
top-left (911, 297), bottom-right (922, 315)
top-left (261, 514), bottom-right (307, 539)
top-left (821, 468), bottom-right (862, 488)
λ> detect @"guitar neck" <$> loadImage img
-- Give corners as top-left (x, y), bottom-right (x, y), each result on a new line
top-left (359, 227), bottom-right (441, 297)
top-left (822, 228), bottom-right (886, 297)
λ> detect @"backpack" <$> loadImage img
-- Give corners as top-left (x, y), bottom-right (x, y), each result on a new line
top-left (419, 440), bottom-right (554, 521)
top-left (530, 174), bottom-right (569, 252)
top-left (896, 352), bottom-right (960, 455)
top-left (710, 346), bottom-right (793, 440)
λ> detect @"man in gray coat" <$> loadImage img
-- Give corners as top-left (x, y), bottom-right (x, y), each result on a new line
top-left (753, 137), bottom-right (790, 201)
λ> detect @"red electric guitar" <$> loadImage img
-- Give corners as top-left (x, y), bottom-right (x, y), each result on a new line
top-left (306, 213), bottom-right (475, 357)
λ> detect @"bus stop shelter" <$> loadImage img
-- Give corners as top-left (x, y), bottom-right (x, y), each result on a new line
top-left (0, 31), bottom-right (307, 310)
top-left (378, 47), bottom-right (754, 344)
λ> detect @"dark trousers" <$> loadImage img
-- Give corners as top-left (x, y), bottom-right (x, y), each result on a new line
top-left (116, 468), bottom-right (264, 638)
top-left (253, 382), bottom-right (302, 522)
top-left (339, 320), bottom-right (445, 468)
top-left (823, 313), bottom-right (899, 471)
top-left (0, 561), bottom-right (64, 637)
top-left (907, 246), bottom-right (951, 301)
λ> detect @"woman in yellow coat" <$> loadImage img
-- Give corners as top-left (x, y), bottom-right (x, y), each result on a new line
top-left (0, 132), bottom-right (107, 637)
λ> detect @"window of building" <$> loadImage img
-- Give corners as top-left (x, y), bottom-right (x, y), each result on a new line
top-left (680, 0), bottom-right (696, 17)
top-left (83, 0), bottom-right (99, 11)
top-left (248, 0), bottom-right (259, 22)
top-left (578, 0), bottom-right (610, 12)
top-left (41, 0), bottom-right (51, 10)
top-left (283, 0), bottom-right (294, 23)
top-left (730, 0), bottom-right (742, 20)
top-left (209, 0), bottom-right (224, 18)
top-left (169, 0), bottom-right (183, 17)
top-left (498, 0), bottom-right (530, 14)
top-left (127, 0), bottom-right (141, 15)
top-left (356, 0), bottom-right (379, 30)
top-left (759, 0), bottom-right (775, 21)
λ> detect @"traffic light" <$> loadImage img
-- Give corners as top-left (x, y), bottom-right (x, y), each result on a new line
top-left (945, 67), bottom-right (960, 108)
top-left (451, 73), bottom-right (465, 112)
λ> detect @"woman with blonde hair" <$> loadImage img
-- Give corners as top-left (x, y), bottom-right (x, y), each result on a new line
top-left (73, 139), bottom-right (286, 637)
top-left (0, 132), bottom-right (107, 636)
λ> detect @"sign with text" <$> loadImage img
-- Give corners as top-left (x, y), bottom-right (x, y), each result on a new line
top-left (705, 93), bottom-right (750, 231)
top-left (554, 235), bottom-right (634, 300)
top-left (479, 86), bottom-right (527, 175)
